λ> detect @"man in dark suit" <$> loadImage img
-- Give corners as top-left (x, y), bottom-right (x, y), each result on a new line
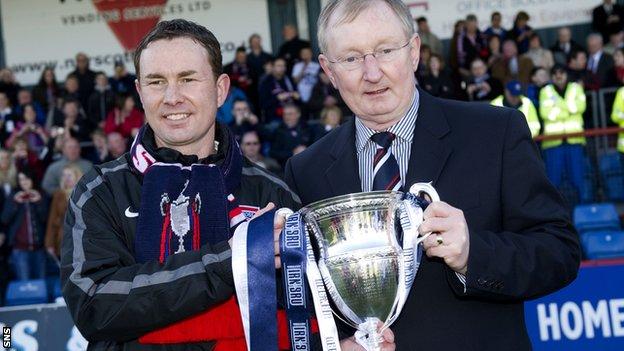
top-left (586, 33), bottom-right (615, 90)
top-left (284, 1), bottom-right (580, 350)
top-left (592, 0), bottom-right (624, 42)
top-left (550, 26), bottom-right (585, 66)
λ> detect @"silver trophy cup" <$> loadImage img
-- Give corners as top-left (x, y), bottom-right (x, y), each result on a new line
top-left (301, 183), bottom-right (439, 351)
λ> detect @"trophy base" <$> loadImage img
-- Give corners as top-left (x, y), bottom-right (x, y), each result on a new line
top-left (354, 318), bottom-right (384, 351)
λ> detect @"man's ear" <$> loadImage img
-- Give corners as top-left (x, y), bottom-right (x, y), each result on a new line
top-left (319, 54), bottom-right (338, 89)
top-left (409, 34), bottom-right (421, 72)
top-left (216, 73), bottom-right (231, 108)
top-left (135, 78), bottom-right (145, 107)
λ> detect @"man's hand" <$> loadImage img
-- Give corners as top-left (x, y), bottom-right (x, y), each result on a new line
top-left (419, 201), bottom-right (470, 275)
top-left (229, 202), bottom-right (287, 269)
top-left (340, 325), bottom-right (395, 351)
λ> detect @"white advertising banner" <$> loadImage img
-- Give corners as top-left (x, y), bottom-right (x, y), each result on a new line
top-left (1, 0), bottom-right (272, 85)
top-left (319, 0), bottom-right (595, 40)
top-left (406, 0), bottom-right (595, 40)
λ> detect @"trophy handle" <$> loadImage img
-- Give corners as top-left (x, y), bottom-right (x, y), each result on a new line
top-left (386, 183), bottom-right (441, 327)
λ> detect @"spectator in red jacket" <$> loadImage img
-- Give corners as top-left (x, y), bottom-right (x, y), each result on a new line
top-left (104, 93), bottom-right (144, 138)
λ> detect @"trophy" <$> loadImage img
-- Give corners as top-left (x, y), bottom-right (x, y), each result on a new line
top-left (301, 183), bottom-right (439, 351)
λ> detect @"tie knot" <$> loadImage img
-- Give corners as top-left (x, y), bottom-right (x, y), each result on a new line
top-left (371, 132), bottom-right (396, 149)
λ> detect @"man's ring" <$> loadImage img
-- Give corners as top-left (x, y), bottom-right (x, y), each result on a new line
top-left (436, 235), bottom-right (444, 246)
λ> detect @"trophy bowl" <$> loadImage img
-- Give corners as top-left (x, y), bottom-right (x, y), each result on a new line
top-left (301, 184), bottom-right (439, 351)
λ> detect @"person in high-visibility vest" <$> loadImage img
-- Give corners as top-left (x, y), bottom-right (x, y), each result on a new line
top-left (611, 86), bottom-right (624, 153)
top-left (539, 64), bottom-right (589, 202)
top-left (491, 80), bottom-right (541, 137)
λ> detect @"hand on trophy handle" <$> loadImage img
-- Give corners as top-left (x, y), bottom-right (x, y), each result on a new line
top-left (419, 201), bottom-right (470, 275)
top-left (341, 323), bottom-right (396, 351)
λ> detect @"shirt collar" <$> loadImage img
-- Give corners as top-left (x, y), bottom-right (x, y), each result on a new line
top-left (355, 89), bottom-right (419, 153)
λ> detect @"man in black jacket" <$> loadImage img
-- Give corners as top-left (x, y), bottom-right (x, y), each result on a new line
top-left (61, 19), bottom-right (300, 350)
top-left (285, 1), bottom-right (580, 350)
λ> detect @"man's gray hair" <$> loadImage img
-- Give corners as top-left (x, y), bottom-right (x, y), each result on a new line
top-left (317, 0), bottom-right (415, 54)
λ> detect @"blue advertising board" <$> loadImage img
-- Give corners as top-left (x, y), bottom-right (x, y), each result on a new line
top-left (525, 261), bottom-right (624, 350)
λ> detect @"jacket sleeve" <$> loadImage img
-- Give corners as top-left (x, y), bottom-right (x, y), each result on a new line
top-left (60, 169), bottom-right (235, 342)
top-left (457, 109), bottom-right (581, 301)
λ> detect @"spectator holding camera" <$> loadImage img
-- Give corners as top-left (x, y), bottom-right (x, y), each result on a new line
top-left (2, 169), bottom-right (49, 281)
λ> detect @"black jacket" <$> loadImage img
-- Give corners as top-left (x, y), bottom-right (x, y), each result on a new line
top-left (285, 89), bottom-right (580, 350)
top-left (1, 191), bottom-right (49, 248)
top-left (61, 124), bottom-right (300, 350)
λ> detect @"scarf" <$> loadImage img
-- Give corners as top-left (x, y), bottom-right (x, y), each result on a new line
top-left (131, 124), bottom-right (242, 264)
top-left (131, 125), bottom-right (316, 350)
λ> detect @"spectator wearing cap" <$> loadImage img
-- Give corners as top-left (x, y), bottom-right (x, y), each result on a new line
top-left (416, 17), bottom-right (443, 55)
top-left (506, 11), bottom-right (533, 54)
top-left (484, 12), bottom-right (506, 42)
top-left (491, 80), bottom-right (540, 137)
top-left (539, 64), bottom-right (589, 203)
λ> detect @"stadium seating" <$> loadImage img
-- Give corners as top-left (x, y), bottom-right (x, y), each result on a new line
top-left (5, 279), bottom-right (48, 306)
top-left (573, 203), bottom-right (621, 233)
top-left (580, 230), bottom-right (624, 259)
top-left (599, 152), bottom-right (624, 202)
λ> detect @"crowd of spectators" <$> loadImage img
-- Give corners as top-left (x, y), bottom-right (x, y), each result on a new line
top-left (0, 0), bottom-right (622, 306)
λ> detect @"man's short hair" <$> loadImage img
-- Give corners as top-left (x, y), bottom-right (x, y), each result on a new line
top-left (416, 16), bottom-right (427, 24)
top-left (282, 103), bottom-right (300, 113)
top-left (62, 97), bottom-right (81, 109)
top-left (317, 0), bottom-right (415, 54)
top-left (491, 11), bottom-right (501, 20)
top-left (466, 14), bottom-right (477, 22)
top-left (133, 19), bottom-right (222, 80)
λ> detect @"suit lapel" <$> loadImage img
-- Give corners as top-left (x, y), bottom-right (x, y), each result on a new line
top-left (324, 117), bottom-right (362, 196)
top-left (405, 89), bottom-right (453, 189)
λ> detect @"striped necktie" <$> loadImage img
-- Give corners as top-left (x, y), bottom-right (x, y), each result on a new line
top-left (371, 132), bottom-right (402, 191)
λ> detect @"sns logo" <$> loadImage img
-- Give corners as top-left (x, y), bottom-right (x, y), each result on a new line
top-left (3, 326), bottom-right (10, 348)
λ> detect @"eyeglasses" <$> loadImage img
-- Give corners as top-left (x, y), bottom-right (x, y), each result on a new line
top-left (327, 41), bottom-right (411, 71)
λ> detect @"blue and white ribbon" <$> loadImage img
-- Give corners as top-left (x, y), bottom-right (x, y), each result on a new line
top-left (232, 210), bottom-right (278, 351)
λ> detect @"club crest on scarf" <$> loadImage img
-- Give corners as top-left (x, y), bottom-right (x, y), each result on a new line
top-left (160, 180), bottom-right (202, 254)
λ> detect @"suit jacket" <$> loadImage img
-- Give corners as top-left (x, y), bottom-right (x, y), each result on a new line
top-left (592, 4), bottom-right (624, 41)
top-left (586, 51), bottom-right (615, 89)
top-left (490, 56), bottom-right (534, 87)
top-left (284, 89), bottom-right (580, 350)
